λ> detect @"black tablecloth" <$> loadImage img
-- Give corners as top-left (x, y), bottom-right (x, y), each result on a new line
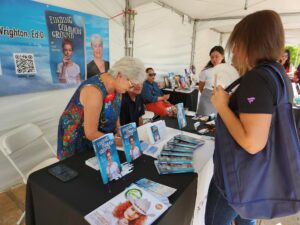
top-left (26, 150), bottom-right (197, 225)
top-left (158, 116), bottom-right (215, 137)
top-left (162, 89), bottom-right (199, 112)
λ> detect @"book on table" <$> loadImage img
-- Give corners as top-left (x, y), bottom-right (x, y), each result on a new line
top-left (160, 150), bottom-right (193, 157)
top-left (135, 178), bottom-right (177, 206)
top-left (174, 134), bottom-right (205, 146)
top-left (140, 140), bottom-right (160, 158)
top-left (175, 103), bottom-right (187, 129)
top-left (157, 155), bottom-right (193, 164)
top-left (154, 160), bottom-right (194, 174)
top-left (119, 122), bottom-right (142, 163)
top-left (162, 144), bottom-right (195, 153)
top-left (92, 133), bottom-right (122, 184)
top-left (146, 120), bottom-right (167, 145)
top-left (84, 184), bottom-right (170, 225)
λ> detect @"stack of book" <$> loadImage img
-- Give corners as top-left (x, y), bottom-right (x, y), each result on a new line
top-left (154, 134), bottom-right (205, 174)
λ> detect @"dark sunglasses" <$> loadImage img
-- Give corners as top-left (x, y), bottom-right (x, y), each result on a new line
top-left (148, 73), bottom-right (156, 77)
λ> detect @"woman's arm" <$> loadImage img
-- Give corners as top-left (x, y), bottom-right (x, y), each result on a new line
top-left (211, 86), bottom-right (272, 154)
top-left (80, 86), bottom-right (105, 141)
top-left (198, 81), bottom-right (205, 92)
top-left (114, 118), bottom-right (122, 146)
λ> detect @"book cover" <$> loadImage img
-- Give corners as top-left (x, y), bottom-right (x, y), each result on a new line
top-left (146, 120), bottom-right (166, 145)
top-left (45, 10), bottom-right (86, 84)
top-left (143, 145), bottom-right (160, 158)
top-left (162, 144), bottom-right (194, 153)
top-left (135, 178), bottom-right (177, 199)
top-left (160, 150), bottom-right (193, 157)
top-left (151, 125), bottom-right (161, 143)
top-left (85, 184), bottom-right (170, 225)
top-left (174, 134), bottom-right (205, 146)
top-left (163, 76), bottom-right (171, 88)
top-left (167, 139), bottom-right (197, 149)
top-left (92, 133), bottom-right (121, 184)
top-left (179, 76), bottom-right (188, 89)
top-left (157, 155), bottom-right (193, 164)
top-left (176, 103), bottom-right (187, 129)
top-left (119, 122), bottom-right (142, 163)
top-left (154, 161), bottom-right (194, 175)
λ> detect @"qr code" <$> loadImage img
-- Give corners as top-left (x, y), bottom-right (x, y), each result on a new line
top-left (13, 53), bottom-right (37, 74)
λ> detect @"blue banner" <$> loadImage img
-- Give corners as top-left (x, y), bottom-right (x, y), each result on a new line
top-left (0, 0), bottom-right (109, 96)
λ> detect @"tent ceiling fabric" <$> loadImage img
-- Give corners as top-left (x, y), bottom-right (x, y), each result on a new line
top-left (36, 0), bottom-right (300, 44)
top-left (155, 0), bottom-right (300, 44)
top-left (155, 0), bottom-right (300, 20)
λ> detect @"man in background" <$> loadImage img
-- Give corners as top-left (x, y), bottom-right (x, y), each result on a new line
top-left (141, 67), bottom-right (175, 116)
top-left (120, 80), bottom-right (145, 126)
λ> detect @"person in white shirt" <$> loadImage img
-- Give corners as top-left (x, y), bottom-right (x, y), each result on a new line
top-left (57, 38), bottom-right (81, 84)
top-left (196, 46), bottom-right (225, 116)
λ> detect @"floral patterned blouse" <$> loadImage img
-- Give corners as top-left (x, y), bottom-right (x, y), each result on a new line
top-left (57, 75), bottom-right (121, 160)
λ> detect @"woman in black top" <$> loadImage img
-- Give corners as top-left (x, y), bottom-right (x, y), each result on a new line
top-left (205, 10), bottom-right (292, 225)
top-left (87, 34), bottom-right (110, 79)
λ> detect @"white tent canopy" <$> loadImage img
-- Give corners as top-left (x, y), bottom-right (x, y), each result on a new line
top-left (1, 0), bottom-right (300, 190)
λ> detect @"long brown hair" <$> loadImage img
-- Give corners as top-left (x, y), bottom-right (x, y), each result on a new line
top-left (227, 10), bottom-right (284, 74)
top-left (203, 45), bottom-right (226, 70)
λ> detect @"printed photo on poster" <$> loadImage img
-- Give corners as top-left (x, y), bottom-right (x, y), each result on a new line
top-left (45, 10), bottom-right (85, 84)
top-left (86, 34), bottom-right (110, 79)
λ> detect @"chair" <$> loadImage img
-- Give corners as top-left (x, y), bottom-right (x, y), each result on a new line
top-left (0, 123), bottom-right (58, 225)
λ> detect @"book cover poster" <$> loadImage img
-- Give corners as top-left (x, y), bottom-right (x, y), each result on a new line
top-left (176, 103), bottom-right (187, 129)
top-left (146, 120), bottom-right (166, 145)
top-left (45, 10), bottom-right (85, 84)
top-left (151, 125), bottom-right (161, 143)
top-left (154, 161), bottom-right (194, 174)
top-left (119, 122), bottom-right (142, 163)
top-left (0, 0), bottom-right (109, 96)
top-left (85, 184), bottom-right (170, 225)
top-left (92, 133), bottom-right (121, 184)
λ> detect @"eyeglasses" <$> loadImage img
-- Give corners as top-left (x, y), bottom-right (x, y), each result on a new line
top-left (128, 80), bottom-right (134, 89)
top-left (148, 73), bottom-right (156, 77)
top-left (128, 80), bottom-right (142, 89)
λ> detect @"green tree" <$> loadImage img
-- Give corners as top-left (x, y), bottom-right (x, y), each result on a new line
top-left (285, 45), bottom-right (300, 68)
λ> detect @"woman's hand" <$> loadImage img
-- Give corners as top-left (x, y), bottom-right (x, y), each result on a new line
top-left (63, 56), bottom-right (71, 66)
top-left (114, 136), bottom-right (123, 147)
top-left (211, 85), bottom-right (230, 112)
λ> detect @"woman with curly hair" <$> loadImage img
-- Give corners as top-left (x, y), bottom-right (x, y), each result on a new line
top-left (113, 199), bottom-right (149, 225)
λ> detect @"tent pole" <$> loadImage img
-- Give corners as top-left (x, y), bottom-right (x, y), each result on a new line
top-left (124, 0), bottom-right (130, 56)
top-left (295, 45), bottom-right (300, 68)
top-left (219, 33), bottom-right (223, 46)
top-left (190, 20), bottom-right (197, 67)
top-left (124, 0), bottom-right (136, 57)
